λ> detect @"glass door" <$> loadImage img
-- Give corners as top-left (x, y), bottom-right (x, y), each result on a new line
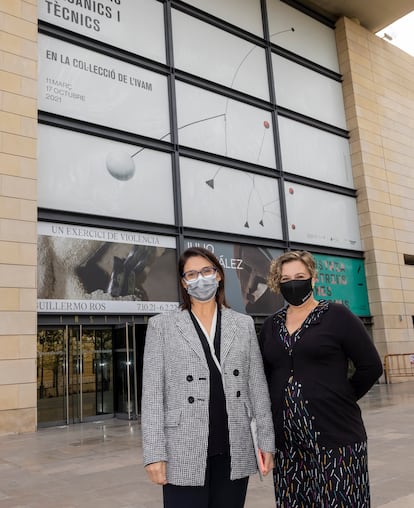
top-left (37, 327), bottom-right (66, 425)
top-left (67, 325), bottom-right (81, 422)
top-left (113, 323), bottom-right (138, 419)
top-left (92, 329), bottom-right (114, 416)
top-left (37, 325), bottom-right (114, 426)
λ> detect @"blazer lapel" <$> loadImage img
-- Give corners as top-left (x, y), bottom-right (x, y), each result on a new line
top-left (220, 309), bottom-right (237, 363)
top-left (175, 310), bottom-right (207, 364)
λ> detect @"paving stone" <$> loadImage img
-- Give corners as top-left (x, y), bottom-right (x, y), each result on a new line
top-left (0, 382), bottom-right (412, 507)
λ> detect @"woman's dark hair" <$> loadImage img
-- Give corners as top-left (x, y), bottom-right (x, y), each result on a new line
top-left (178, 247), bottom-right (229, 310)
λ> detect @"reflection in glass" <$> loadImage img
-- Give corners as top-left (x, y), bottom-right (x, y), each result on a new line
top-left (37, 329), bottom-right (66, 424)
top-left (113, 324), bottom-right (146, 417)
top-left (37, 327), bottom-right (114, 425)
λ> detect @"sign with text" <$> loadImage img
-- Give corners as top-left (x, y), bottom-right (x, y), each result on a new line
top-left (38, 222), bottom-right (179, 314)
top-left (313, 254), bottom-right (370, 316)
top-left (185, 238), bottom-right (284, 315)
top-left (38, 0), bottom-right (166, 63)
top-left (38, 34), bottom-right (170, 138)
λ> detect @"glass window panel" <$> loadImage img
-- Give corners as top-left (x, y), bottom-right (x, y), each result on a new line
top-left (272, 54), bottom-right (347, 129)
top-left (278, 117), bottom-right (353, 188)
top-left (38, 0), bottom-right (166, 63)
top-left (284, 182), bottom-right (362, 250)
top-left (176, 82), bottom-right (276, 168)
top-left (38, 35), bottom-right (170, 138)
top-left (266, 0), bottom-right (339, 72)
top-left (172, 10), bottom-right (269, 100)
top-left (180, 0), bottom-right (263, 36)
top-left (38, 125), bottom-right (175, 225)
top-left (37, 222), bottom-right (179, 314)
top-left (184, 238), bottom-right (284, 314)
top-left (180, 158), bottom-right (282, 239)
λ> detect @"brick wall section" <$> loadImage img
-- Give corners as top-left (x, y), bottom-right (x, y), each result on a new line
top-left (336, 17), bottom-right (414, 359)
top-left (0, 0), bottom-right (37, 434)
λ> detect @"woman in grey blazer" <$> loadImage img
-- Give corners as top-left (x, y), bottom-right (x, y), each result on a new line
top-left (141, 247), bottom-right (275, 508)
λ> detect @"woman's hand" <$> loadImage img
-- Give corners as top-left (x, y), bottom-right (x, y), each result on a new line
top-left (145, 461), bottom-right (167, 485)
top-left (260, 451), bottom-right (275, 477)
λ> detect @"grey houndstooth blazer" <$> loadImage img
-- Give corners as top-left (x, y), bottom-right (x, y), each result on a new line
top-left (141, 307), bottom-right (275, 486)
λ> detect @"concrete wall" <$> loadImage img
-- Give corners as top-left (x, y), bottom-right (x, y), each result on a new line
top-left (336, 17), bottom-right (414, 359)
top-left (0, 0), bottom-right (37, 434)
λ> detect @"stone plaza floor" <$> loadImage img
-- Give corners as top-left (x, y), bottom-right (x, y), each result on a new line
top-left (0, 381), bottom-right (413, 507)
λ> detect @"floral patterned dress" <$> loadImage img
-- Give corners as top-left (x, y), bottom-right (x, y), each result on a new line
top-left (273, 301), bottom-right (370, 508)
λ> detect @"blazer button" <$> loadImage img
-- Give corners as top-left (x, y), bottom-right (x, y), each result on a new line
top-left (233, 369), bottom-right (239, 376)
top-left (188, 396), bottom-right (194, 404)
top-left (236, 390), bottom-right (241, 397)
top-left (186, 375), bottom-right (193, 382)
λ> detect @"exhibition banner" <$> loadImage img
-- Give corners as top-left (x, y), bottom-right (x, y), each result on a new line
top-left (38, 0), bottom-right (166, 63)
top-left (285, 182), bottom-right (362, 250)
top-left (185, 238), bottom-right (284, 315)
top-left (38, 34), bottom-right (169, 138)
top-left (172, 9), bottom-right (268, 99)
top-left (38, 124), bottom-right (174, 224)
top-left (176, 82), bottom-right (276, 168)
top-left (181, 158), bottom-right (281, 240)
top-left (38, 222), bottom-right (179, 314)
top-left (313, 254), bottom-right (370, 316)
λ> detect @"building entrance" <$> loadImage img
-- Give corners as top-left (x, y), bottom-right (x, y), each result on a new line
top-left (36, 323), bottom-right (146, 427)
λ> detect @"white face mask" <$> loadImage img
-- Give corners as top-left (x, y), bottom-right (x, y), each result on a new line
top-left (186, 276), bottom-right (219, 302)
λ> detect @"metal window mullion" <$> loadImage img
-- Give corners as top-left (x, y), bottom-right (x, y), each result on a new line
top-left (261, 0), bottom-right (290, 249)
top-left (79, 324), bottom-right (83, 422)
top-left (125, 323), bottom-right (131, 420)
top-left (132, 325), bottom-right (138, 419)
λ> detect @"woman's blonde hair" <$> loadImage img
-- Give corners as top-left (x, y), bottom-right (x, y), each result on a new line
top-left (267, 250), bottom-right (317, 293)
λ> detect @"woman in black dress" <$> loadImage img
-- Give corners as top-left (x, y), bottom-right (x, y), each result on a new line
top-left (259, 250), bottom-right (383, 507)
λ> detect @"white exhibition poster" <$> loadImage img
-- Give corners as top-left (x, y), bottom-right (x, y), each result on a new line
top-left (38, 0), bottom-right (166, 63)
top-left (38, 34), bottom-right (170, 138)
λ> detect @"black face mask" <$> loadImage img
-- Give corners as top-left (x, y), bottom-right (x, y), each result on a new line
top-left (279, 278), bottom-right (313, 306)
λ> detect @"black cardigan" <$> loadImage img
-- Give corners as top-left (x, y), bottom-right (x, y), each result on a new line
top-left (259, 302), bottom-right (383, 449)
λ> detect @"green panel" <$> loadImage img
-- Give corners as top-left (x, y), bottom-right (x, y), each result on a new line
top-left (313, 254), bottom-right (370, 317)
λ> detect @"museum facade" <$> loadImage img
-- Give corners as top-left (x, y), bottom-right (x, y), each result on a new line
top-left (1, 0), bottom-right (413, 433)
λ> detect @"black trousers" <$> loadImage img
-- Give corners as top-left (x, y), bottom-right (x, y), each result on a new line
top-left (163, 455), bottom-right (249, 508)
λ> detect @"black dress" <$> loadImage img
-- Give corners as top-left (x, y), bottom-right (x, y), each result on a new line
top-left (259, 301), bottom-right (383, 508)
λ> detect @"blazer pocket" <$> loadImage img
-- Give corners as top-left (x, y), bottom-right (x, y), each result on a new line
top-left (164, 408), bottom-right (182, 428)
